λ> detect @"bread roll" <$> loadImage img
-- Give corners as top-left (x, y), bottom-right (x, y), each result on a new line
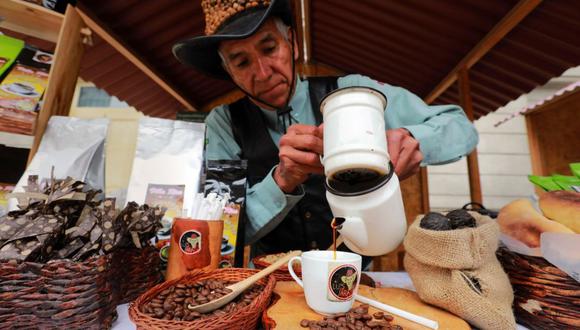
top-left (539, 191), bottom-right (580, 233)
top-left (498, 199), bottom-right (574, 248)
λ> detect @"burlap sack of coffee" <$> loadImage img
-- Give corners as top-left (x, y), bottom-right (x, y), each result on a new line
top-left (403, 212), bottom-right (515, 330)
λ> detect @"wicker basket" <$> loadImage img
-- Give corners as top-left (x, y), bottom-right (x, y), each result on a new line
top-left (0, 254), bottom-right (119, 329)
top-left (497, 247), bottom-right (580, 329)
top-left (129, 268), bottom-right (276, 330)
top-left (253, 254), bottom-right (301, 282)
top-left (116, 246), bottom-right (162, 304)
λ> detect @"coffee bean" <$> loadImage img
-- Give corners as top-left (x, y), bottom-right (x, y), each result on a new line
top-left (144, 279), bottom-right (263, 321)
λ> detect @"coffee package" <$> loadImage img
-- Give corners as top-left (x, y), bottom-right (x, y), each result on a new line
top-left (126, 118), bottom-right (205, 213)
top-left (0, 35), bottom-right (24, 80)
top-left (9, 116), bottom-right (108, 211)
top-left (204, 160), bottom-right (248, 267)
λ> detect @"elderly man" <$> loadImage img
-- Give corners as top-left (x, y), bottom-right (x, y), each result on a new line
top-left (173, 0), bottom-right (478, 256)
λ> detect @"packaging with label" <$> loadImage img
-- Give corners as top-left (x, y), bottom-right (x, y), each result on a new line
top-left (0, 184), bottom-right (15, 217)
top-left (126, 118), bottom-right (205, 213)
top-left (0, 35), bottom-right (24, 80)
top-left (144, 183), bottom-right (185, 227)
top-left (571, 163), bottom-right (580, 179)
top-left (9, 116), bottom-right (108, 211)
top-left (552, 174), bottom-right (580, 192)
top-left (0, 46), bottom-right (53, 135)
top-left (528, 175), bottom-right (561, 191)
top-left (204, 160), bottom-right (248, 268)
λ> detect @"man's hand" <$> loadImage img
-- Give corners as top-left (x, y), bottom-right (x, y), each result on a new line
top-left (387, 128), bottom-right (423, 180)
top-left (274, 124), bottom-right (324, 193)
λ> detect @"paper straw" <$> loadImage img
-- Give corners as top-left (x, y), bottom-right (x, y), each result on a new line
top-left (355, 294), bottom-right (439, 329)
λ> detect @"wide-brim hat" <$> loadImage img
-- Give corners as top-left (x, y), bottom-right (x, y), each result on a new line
top-left (173, 0), bottom-right (293, 80)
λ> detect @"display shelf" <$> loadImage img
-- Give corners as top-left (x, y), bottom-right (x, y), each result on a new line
top-left (0, 0), bottom-right (63, 43)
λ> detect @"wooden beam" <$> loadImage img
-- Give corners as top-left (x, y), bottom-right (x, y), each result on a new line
top-left (420, 167), bottom-right (430, 212)
top-left (425, 0), bottom-right (542, 104)
top-left (75, 7), bottom-right (198, 112)
top-left (458, 69), bottom-right (483, 204)
top-left (29, 5), bottom-right (86, 163)
top-left (201, 89), bottom-right (245, 112)
top-left (298, 61), bottom-right (344, 77)
top-left (294, 0), bottom-right (312, 65)
top-left (0, 0), bottom-right (63, 43)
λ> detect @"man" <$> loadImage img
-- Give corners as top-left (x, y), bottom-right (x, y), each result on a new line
top-left (173, 0), bottom-right (478, 255)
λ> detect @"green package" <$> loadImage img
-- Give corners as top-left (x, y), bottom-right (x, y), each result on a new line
top-left (528, 175), bottom-right (561, 191)
top-left (552, 174), bottom-right (580, 192)
top-left (571, 163), bottom-right (580, 179)
top-left (0, 35), bottom-right (25, 79)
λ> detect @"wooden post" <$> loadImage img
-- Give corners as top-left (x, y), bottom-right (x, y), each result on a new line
top-left (458, 68), bottom-right (483, 204)
top-left (293, 0), bottom-right (313, 76)
top-left (28, 5), bottom-right (86, 164)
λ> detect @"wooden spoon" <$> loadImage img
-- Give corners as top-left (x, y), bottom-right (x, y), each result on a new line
top-left (187, 250), bottom-right (302, 313)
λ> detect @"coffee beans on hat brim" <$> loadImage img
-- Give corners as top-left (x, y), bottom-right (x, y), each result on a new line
top-left (299, 303), bottom-right (403, 330)
top-left (141, 279), bottom-right (262, 321)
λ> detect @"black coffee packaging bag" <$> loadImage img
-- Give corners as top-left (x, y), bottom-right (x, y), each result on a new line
top-left (204, 160), bottom-right (248, 268)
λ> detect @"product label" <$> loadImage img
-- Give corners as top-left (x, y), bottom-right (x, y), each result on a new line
top-left (327, 262), bottom-right (358, 301)
top-left (179, 230), bottom-right (202, 255)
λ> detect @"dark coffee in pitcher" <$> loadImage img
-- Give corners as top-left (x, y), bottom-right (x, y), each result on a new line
top-left (327, 167), bottom-right (389, 195)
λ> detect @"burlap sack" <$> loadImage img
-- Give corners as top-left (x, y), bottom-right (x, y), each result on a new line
top-left (404, 212), bottom-right (515, 330)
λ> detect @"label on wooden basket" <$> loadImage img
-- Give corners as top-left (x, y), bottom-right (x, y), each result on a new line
top-left (327, 262), bottom-right (358, 301)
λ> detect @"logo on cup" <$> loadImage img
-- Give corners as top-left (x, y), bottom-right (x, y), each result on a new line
top-left (179, 230), bottom-right (202, 255)
top-left (327, 264), bottom-right (358, 301)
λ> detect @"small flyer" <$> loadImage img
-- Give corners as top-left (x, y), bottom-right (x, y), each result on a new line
top-left (144, 183), bottom-right (185, 224)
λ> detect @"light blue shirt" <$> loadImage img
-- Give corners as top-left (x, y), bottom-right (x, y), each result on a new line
top-left (205, 74), bottom-right (478, 244)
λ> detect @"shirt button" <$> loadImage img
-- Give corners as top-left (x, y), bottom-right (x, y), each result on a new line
top-left (304, 211), bottom-right (312, 219)
top-left (310, 241), bottom-right (317, 249)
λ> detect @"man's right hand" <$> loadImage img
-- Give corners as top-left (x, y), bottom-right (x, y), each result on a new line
top-left (274, 124), bottom-right (324, 193)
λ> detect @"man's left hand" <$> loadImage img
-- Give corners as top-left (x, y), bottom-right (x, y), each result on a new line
top-left (387, 128), bottom-right (423, 180)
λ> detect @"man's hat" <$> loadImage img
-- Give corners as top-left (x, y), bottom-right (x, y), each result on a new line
top-left (173, 0), bottom-right (293, 80)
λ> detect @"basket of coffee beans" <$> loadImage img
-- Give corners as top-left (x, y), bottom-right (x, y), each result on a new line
top-left (253, 251), bottom-right (301, 282)
top-left (129, 267), bottom-right (276, 330)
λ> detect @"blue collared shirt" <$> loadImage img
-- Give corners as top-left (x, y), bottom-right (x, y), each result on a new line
top-left (205, 74), bottom-right (478, 244)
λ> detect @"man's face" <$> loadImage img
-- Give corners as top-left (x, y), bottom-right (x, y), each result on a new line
top-left (219, 19), bottom-right (298, 110)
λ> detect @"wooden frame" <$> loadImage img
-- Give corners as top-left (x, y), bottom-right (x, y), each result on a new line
top-left (525, 88), bottom-right (580, 177)
top-left (0, 0), bottom-right (199, 164)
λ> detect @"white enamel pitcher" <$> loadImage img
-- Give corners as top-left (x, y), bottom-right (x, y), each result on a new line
top-left (320, 87), bottom-right (407, 256)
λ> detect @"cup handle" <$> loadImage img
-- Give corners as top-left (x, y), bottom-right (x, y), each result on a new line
top-left (287, 256), bottom-right (303, 287)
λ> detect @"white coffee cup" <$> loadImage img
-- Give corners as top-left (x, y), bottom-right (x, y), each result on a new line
top-left (288, 250), bottom-right (362, 315)
top-left (320, 87), bottom-right (389, 180)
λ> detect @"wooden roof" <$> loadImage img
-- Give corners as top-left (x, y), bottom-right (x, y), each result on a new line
top-left (8, 0), bottom-right (580, 119)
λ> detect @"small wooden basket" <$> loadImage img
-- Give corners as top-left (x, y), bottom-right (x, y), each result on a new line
top-left (129, 268), bottom-right (276, 330)
top-left (253, 254), bottom-right (301, 282)
top-left (497, 247), bottom-right (580, 329)
top-left (116, 246), bottom-right (162, 304)
top-left (0, 254), bottom-right (119, 329)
